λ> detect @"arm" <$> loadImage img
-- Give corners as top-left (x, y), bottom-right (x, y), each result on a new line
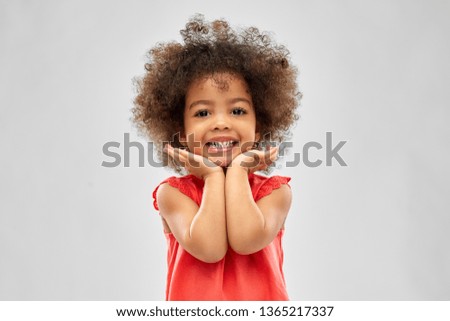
top-left (157, 171), bottom-right (227, 263)
top-left (225, 165), bottom-right (292, 255)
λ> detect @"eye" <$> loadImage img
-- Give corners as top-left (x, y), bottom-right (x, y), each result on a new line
top-left (194, 110), bottom-right (210, 117)
top-left (232, 107), bottom-right (247, 116)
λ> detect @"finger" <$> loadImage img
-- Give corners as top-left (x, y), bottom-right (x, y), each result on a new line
top-left (177, 147), bottom-right (190, 156)
top-left (174, 150), bottom-right (187, 167)
top-left (268, 146), bottom-right (279, 158)
top-left (168, 146), bottom-right (189, 161)
top-left (177, 148), bottom-right (198, 163)
top-left (165, 145), bottom-right (176, 159)
top-left (260, 146), bottom-right (277, 163)
top-left (168, 147), bottom-right (189, 167)
top-left (180, 151), bottom-right (203, 168)
top-left (166, 144), bottom-right (184, 153)
top-left (261, 145), bottom-right (277, 155)
top-left (270, 147), bottom-right (279, 160)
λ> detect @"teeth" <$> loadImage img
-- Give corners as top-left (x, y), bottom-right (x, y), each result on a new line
top-left (208, 141), bottom-right (235, 148)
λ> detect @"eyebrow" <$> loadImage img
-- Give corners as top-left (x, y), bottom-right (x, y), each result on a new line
top-left (188, 97), bottom-right (252, 110)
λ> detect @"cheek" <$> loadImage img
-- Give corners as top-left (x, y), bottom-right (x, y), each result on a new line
top-left (183, 130), bottom-right (205, 155)
top-left (239, 141), bottom-right (255, 152)
top-left (191, 143), bottom-right (204, 155)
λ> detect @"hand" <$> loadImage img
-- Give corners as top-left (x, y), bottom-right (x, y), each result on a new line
top-left (165, 144), bottom-right (224, 180)
top-left (229, 145), bottom-right (279, 174)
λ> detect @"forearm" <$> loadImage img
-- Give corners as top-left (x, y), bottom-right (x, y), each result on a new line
top-left (188, 171), bottom-right (227, 261)
top-left (225, 167), bottom-right (266, 253)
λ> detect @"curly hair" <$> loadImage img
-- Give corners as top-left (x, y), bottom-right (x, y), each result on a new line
top-left (132, 14), bottom-right (301, 173)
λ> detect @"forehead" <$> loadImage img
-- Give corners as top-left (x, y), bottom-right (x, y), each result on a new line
top-left (186, 73), bottom-right (251, 98)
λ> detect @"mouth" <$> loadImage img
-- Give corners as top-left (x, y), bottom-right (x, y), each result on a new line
top-left (205, 140), bottom-right (239, 154)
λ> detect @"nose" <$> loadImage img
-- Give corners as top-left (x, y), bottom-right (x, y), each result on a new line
top-left (212, 113), bottom-right (230, 131)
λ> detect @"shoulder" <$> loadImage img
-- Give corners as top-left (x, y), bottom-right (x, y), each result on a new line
top-left (253, 174), bottom-right (292, 230)
top-left (155, 182), bottom-right (193, 211)
top-left (152, 175), bottom-right (204, 211)
top-left (249, 173), bottom-right (292, 202)
top-left (154, 176), bottom-right (201, 220)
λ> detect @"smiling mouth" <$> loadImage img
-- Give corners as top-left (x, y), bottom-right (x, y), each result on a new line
top-left (205, 141), bottom-right (238, 154)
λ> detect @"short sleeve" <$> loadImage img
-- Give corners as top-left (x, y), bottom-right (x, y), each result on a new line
top-left (152, 175), bottom-right (203, 211)
top-left (253, 176), bottom-right (291, 202)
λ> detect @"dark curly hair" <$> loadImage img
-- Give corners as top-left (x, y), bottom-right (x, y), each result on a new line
top-left (132, 14), bottom-right (301, 173)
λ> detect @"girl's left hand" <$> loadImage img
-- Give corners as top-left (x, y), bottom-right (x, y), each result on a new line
top-left (229, 145), bottom-right (278, 174)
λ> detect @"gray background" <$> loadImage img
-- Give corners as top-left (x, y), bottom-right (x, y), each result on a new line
top-left (1, 0), bottom-right (449, 300)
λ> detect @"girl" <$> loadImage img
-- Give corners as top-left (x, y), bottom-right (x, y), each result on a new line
top-left (132, 15), bottom-right (300, 300)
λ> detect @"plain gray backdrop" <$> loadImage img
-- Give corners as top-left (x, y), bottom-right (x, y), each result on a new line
top-left (1, 0), bottom-right (449, 300)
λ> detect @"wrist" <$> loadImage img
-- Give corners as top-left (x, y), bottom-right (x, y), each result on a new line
top-left (203, 168), bottom-right (225, 181)
top-left (230, 152), bottom-right (258, 172)
top-left (227, 162), bottom-right (250, 175)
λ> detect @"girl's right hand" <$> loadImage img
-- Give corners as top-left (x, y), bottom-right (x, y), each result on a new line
top-left (165, 144), bottom-right (224, 180)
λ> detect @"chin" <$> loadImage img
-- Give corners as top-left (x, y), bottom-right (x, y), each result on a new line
top-left (208, 157), bottom-right (232, 168)
top-left (205, 152), bottom-right (237, 168)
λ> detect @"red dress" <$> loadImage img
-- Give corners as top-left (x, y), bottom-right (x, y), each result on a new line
top-left (152, 173), bottom-right (291, 301)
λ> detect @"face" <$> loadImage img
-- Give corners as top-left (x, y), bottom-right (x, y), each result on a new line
top-left (181, 73), bottom-right (260, 167)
